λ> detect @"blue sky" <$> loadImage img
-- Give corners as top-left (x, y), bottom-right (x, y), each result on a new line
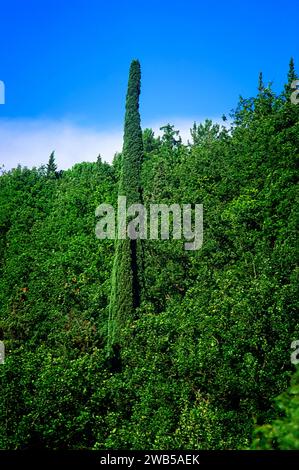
top-left (0, 0), bottom-right (298, 169)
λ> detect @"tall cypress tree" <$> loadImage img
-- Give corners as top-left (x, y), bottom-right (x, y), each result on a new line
top-left (108, 60), bottom-right (144, 356)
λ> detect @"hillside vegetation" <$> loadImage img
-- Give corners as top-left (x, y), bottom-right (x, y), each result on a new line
top-left (0, 60), bottom-right (298, 449)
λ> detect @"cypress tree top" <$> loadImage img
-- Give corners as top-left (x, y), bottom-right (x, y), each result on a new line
top-left (120, 59), bottom-right (143, 206)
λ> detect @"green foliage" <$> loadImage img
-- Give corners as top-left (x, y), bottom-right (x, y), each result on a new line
top-left (142, 128), bottom-right (160, 153)
top-left (160, 124), bottom-right (181, 150)
top-left (46, 151), bottom-right (58, 178)
top-left (252, 368), bottom-right (299, 450)
top-left (284, 57), bottom-right (298, 99)
top-left (190, 119), bottom-right (222, 146)
top-left (0, 59), bottom-right (298, 450)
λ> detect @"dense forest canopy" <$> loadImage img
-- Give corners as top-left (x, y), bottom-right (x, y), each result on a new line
top-left (0, 60), bottom-right (298, 450)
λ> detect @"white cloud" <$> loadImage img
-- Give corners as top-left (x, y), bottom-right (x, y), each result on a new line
top-left (0, 116), bottom-right (224, 172)
top-left (0, 119), bottom-right (123, 171)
